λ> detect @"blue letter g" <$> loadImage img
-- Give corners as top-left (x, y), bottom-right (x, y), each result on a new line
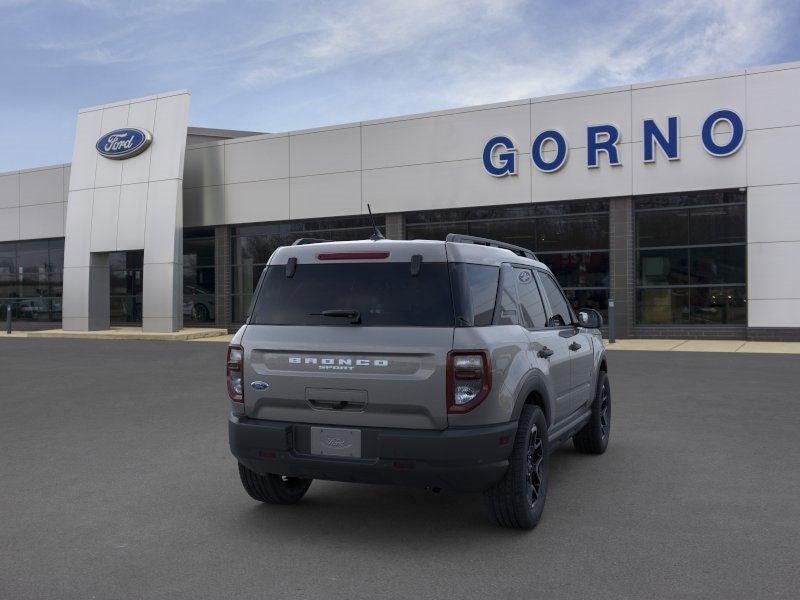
top-left (483, 136), bottom-right (517, 176)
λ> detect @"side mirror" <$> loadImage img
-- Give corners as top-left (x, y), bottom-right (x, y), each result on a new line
top-left (577, 308), bottom-right (603, 329)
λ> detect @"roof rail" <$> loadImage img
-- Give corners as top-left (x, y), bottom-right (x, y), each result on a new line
top-left (445, 233), bottom-right (537, 261)
top-left (292, 238), bottom-right (330, 246)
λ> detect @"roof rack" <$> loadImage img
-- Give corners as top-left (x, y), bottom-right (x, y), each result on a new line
top-left (445, 233), bottom-right (537, 261)
top-left (292, 238), bottom-right (330, 246)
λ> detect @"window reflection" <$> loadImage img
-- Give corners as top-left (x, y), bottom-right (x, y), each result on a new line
top-left (0, 238), bottom-right (64, 322)
top-left (109, 251), bottom-right (143, 325)
top-left (183, 228), bottom-right (216, 324)
top-left (635, 190), bottom-right (746, 325)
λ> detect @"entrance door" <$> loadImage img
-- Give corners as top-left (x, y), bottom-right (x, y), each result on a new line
top-left (109, 251), bottom-right (143, 325)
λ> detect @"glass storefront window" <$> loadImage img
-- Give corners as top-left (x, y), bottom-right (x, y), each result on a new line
top-left (183, 228), bottom-right (216, 324)
top-left (469, 219), bottom-right (532, 250)
top-left (689, 246), bottom-right (746, 285)
top-left (540, 251), bottom-right (609, 288)
top-left (635, 190), bottom-right (746, 325)
top-left (405, 201), bottom-right (611, 319)
top-left (536, 215), bottom-right (609, 251)
top-left (638, 249), bottom-right (690, 286)
top-left (109, 250), bottom-right (143, 325)
top-left (231, 265), bottom-right (262, 297)
top-left (637, 288), bottom-right (690, 325)
top-left (689, 286), bottom-right (747, 325)
top-left (184, 237), bottom-right (215, 268)
top-left (689, 204), bottom-right (746, 245)
top-left (0, 238), bottom-right (64, 322)
top-left (0, 274), bottom-right (16, 299)
top-left (637, 210), bottom-right (689, 247)
top-left (232, 294), bottom-right (254, 324)
top-left (17, 242), bottom-right (50, 275)
top-left (0, 243), bottom-right (16, 273)
top-left (409, 222), bottom-right (469, 242)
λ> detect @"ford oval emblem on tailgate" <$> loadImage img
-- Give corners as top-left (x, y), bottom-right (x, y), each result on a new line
top-left (250, 381), bottom-right (269, 390)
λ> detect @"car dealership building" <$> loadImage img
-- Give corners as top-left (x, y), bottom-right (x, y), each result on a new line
top-left (1, 61), bottom-right (799, 339)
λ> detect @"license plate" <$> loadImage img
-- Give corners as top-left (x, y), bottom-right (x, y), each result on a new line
top-left (310, 427), bottom-right (362, 458)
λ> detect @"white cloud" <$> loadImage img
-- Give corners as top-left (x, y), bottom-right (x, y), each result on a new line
top-left (236, 0), bottom-right (522, 88)
top-left (65, 0), bottom-right (218, 16)
top-left (434, 0), bottom-right (783, 106)
top-left (214, 0), bottom-right (785, 117)
top-left (19, 0), bottom-right (785, 101)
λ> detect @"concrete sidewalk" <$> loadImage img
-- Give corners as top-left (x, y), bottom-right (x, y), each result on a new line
top-left (604, 338), bottom-right (800, 354)
top-left (0, 327), bottom-right (228, 341)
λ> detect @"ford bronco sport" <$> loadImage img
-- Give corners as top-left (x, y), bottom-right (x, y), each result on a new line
top-left (228, 234), bottom-right (610, 529)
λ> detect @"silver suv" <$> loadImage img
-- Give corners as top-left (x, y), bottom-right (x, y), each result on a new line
top-left (227, 234), bottom-right (610, 529)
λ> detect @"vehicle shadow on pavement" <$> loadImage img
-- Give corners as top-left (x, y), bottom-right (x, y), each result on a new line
top-left (220, 445), bottom-right (592, 540)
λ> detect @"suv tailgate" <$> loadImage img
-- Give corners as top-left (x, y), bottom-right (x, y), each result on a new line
top-left (242, 326), bottom-right (453, 430)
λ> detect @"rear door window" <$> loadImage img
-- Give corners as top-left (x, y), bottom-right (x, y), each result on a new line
top-left (514, 268), bottom-right (547, 329)
top-left (495, 264), bottom-right (519, 326)
top-left (538, 271), bottom-right (574, 327)
top-left (250, 262), bottom-right (454, 327)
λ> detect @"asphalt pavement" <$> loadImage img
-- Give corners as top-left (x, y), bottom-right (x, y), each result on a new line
top-left (0, 338), bottom-right (798, 599)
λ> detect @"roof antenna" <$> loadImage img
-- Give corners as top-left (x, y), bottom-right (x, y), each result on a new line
top-left (366, 203), bottom-right (385, 241)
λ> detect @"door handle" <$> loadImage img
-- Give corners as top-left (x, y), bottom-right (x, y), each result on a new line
top-left (569, 342), bottom-right (582, 351)
top-left (537, 346), bottom-right (554, 359)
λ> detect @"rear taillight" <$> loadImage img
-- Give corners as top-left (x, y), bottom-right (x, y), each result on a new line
top-left (447, 350), bottom-right (491, 413)
top-left (227, 345), bottom-right (244, 402)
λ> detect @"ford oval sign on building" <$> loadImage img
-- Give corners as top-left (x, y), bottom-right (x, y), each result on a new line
top-left (95, 128), bottom-right (152, 160)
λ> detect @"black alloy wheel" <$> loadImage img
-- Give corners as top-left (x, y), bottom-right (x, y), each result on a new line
top-left (527, 422), bottom-right (545, 507)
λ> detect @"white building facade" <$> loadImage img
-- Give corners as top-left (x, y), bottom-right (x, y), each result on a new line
top-left (1, 61), bottom-right (799, 339)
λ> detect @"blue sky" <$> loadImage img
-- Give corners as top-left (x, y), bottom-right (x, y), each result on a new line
top-left (1, 0), bottom-right (798, 171)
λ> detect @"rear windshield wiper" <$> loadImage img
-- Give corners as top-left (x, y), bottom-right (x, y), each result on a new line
top-left (309, 309), bottom-right (362, 324)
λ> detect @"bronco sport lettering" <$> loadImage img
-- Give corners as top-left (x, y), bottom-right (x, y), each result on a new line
top-left (288, 357), bottom-right (389, 367)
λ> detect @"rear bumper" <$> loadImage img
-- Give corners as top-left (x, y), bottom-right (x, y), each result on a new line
top-left (229, 414), bottom-right (517, 493)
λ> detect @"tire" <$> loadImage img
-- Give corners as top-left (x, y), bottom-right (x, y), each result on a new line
top-left (237, 463), bottom-right (312, 505)
top-left (483, 405), bottom-right (549, 530)
top-left (573, 371), bottom-right (611, 455)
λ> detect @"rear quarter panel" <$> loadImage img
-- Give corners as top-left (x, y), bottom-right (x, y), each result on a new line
top-left (449, 325), bottom-right (532, 427)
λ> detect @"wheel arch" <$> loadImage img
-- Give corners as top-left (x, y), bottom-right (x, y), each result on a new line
top-left (512, 371), bottom-right (555, 428)
top-left (594, 349), bottom-right (609, 394)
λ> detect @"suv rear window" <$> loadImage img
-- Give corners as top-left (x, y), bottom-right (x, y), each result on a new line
top-left (250, 263), bottom-right (454, 326)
